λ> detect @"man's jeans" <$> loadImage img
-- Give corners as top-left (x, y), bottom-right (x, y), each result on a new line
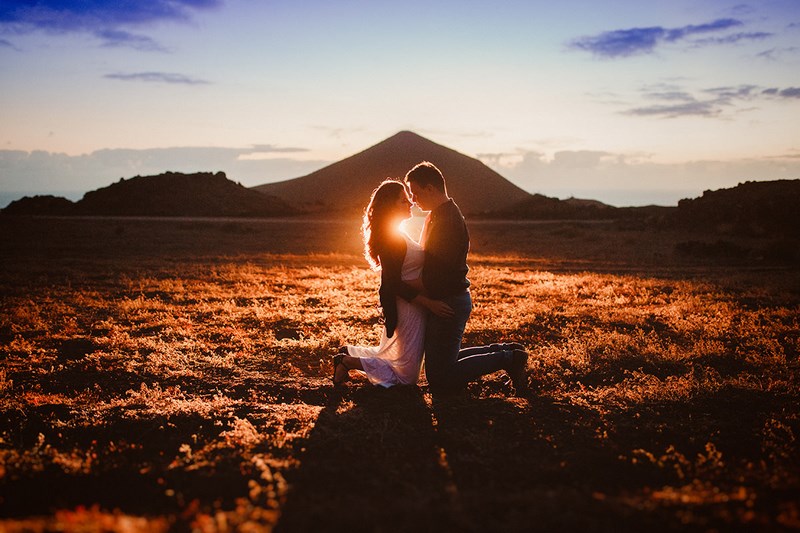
top-left (424, 290), bottom-right (516, 394)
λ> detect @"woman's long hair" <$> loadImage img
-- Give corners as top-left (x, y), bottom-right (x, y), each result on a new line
top-left (362, 180), bottom-right (407, 270)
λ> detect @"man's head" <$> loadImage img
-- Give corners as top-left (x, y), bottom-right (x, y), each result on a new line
top-left (404, 161), bottom-right (448, 212)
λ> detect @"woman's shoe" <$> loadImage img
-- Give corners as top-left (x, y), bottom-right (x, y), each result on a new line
top-left (331, 352), bottom-right (350, 386)
top-left (331, 353), bottom-right (344, 385)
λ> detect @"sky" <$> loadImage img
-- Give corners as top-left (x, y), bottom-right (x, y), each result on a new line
top-left (1, 0), bottom-right (799, 207)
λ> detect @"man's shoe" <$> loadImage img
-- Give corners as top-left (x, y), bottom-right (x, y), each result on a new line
top-left (504, 342), bottom-right (525, 351)
top-left (507, 349), bottom-right (529, 395)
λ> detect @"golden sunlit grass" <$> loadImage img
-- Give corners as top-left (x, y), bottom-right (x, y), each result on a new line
top-left (0, 217), bottom-right (798, 531)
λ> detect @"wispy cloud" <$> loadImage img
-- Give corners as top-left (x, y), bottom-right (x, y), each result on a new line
top-left (691, 31), bottom-right (772, 46)
top-left (569, 26), bottom-right (665, 57)
top-left (104, 72), bottom-right (211, 85)
top-left (0, 37), bottom-right (19, 50)
top-left (0, 0), bottom-right (221, 51)
top-left (704, 85), bottom-right (760, 99)
top-left (95, 30), bottom-right (168, 52)
top-left (569, 18), bottom-right (753, 58)
top-left (479, 147), bottom-right (800, 206)
top-left (625, 101), bottom-right (721, 118)
top-left (0, 146), bottom-right (329, 199)
top-left (248, 145), bottom-right (309, 154)
top-left (239, 144), bottom-right (311, 160)
top-left (623, 83), bottom-right (798, 118)
top-left (757, 46), bottom-right (800, 60)
top-left (0, 0), bottom-right (221, 32)
top-left (663, 18), bottom-right (745, 41)
top-left (762, 87), bottom-right (800, 99)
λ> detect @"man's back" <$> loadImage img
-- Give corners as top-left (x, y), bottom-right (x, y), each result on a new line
top-left (421, 198), bottom-right (470, 299)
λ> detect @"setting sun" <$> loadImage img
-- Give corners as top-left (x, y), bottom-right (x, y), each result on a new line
top-left (399, 216), bottom-right (424, 242)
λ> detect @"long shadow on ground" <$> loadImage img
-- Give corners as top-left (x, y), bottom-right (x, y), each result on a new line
top-left (274, 381), bottom-right (635, 532)
top-left (428, 393), bottom-right (635, 532)
top-left (275, 385), bottom-right (463, 531)
top-left (276, 379), bottom-right (721, 532)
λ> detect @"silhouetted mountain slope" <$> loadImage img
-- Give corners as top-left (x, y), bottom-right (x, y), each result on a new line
top-left (562, 197), bottom-right (612, 209)
top-left (2, 172), bottom-right (296, 217)
top-left (485, 193), bottom-right (618, 219)
top-left (2, 195), bottom-right (75, 216)
top-left (676, 179), bottom-right (800, 236)
top-left (77, 172), bottom-right (296, 217)
top-left (252, 131), bottom-right (532, 215)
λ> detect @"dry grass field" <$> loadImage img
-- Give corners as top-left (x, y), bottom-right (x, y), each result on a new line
top-left (0, 216), bottom-right (798, 532)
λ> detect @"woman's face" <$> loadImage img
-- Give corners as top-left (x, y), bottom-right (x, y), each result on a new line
top-left (393, 189), bottom-right (412, 220)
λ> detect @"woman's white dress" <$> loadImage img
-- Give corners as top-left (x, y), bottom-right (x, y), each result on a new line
top-left (346, 234), bottom-right (426, 387)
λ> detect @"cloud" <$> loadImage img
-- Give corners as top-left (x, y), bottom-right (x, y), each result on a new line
top-left (757, 46), bottom-right (799, 60)
top-left (0, 0), bottom-right (221, 51)
top-left (691, 31), bottom-right (772, 46)
top-left (623, 84), bottom-right (729, 118)
top-left (4, 144), bottom-right (799, 209)
top-left (625, 101), bottom-right (721, 118)
top-left (0, 146), bottom-right (330, 203)
top-left (621, 83), bottom-right (800, 119)
top-left (777, 87), bottom-right (800, 98)
top-left (763, 87), bottom-right (800, 99)
top-left (95, 30), bottom-right (168, 52)
top-left (569, 26), bottom-right (666, 57)
top-left (104, 72), bottom-right (211, 85)
top-left (0, 0), bottom-right (221, 32)
top-left (569, 18), bottom-right (748, 58)
top-left (247, 145), bottom-right (309, 154)
top-left (550, 150), bottom-right (615, 168)
top-left (0, 37), bottom-right (18, 50)
top-left (238, 145), bottom-right (311, 160)
top-left (479, 149), bottom-right (800, 206)
top-left (641, 89), bottom-right (695, 102)
top-left (767, 151), bottom-right (800, 159)
top-left (664, 18), bottom-right (744, 41)
top-left (704, 85), bottom-right (760, 99)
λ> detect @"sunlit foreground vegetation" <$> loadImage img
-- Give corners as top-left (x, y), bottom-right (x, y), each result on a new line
top-left (1, 217), bottom-right (798, 531)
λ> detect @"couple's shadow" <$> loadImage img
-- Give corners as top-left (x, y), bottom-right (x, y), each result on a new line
top-left (274, 384), bottom-right (459, 531)
top-left (274, 382), bottom-right (589, 532)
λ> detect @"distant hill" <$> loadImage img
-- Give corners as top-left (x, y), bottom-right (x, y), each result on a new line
top-left (2, 195), bottom-right (75, 216)
top-left (252, 131), bottom-right (532, 215)
top-left (484, 193), bottom-right (618, 219)
top-left (675, 179), bottom-right (800, 236)
top-left (77, 172), bottom-right (296, 217)
top-left (4, 152), bottom-right (795, 234)
top-left (3, 172), bottom-right (296, 217)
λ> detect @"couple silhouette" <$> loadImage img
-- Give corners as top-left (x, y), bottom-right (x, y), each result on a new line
top-left (331, 161), bottom-right (528, 397)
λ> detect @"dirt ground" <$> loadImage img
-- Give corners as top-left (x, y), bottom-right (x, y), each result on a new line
top-left (1, 216), bottom-right (798, 532)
